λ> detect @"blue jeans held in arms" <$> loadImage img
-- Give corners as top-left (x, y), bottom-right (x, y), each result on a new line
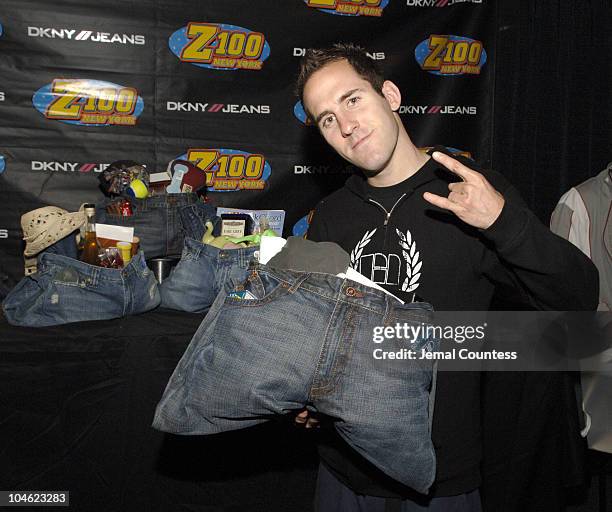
top-left (153, 264), bottom-right (438, 494)
top-left (159, 237), bottom-right (258, 313)
top-left (2, 251), bottom-right (160, 327)
top-left (97, 193), bottom-right (202, 258)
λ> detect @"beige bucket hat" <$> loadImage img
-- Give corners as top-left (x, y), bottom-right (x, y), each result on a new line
top-left (21, 206), bottom-right (86, 257)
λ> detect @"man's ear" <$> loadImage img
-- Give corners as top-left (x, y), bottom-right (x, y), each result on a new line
top-left (381, 80), bottom-right (402, 112)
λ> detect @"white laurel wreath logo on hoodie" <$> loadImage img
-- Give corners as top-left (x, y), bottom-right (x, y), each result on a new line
top-left (396, 228), bottom-right (422, 292)
top-left (350, 228), bottom-right (376, 267)
top-left (350, 228), bottom-right (421, 292)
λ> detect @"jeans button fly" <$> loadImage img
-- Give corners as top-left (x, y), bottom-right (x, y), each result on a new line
top-left (345, 286), bottom-right (364, 298)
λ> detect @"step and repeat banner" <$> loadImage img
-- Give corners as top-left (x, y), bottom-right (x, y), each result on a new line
top-left (0, 0), bottom-right (493, 289)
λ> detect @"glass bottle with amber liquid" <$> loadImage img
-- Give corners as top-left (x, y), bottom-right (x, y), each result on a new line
top-left (81, 204), bottom-right (101, 265)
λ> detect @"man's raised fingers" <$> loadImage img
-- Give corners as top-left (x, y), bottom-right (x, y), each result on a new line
top-left (432, 151), bottom-right (479, 182)
top-left (423, 191), bottom-right (465, 214)
top-left (448, 182), bottom-right (466, 192)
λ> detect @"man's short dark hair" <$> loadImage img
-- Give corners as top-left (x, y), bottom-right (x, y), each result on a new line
top-left (295, 43), bottom-right (385, 109)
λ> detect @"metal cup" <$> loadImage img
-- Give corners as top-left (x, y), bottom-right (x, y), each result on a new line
top-left (148, 257), bottom-right (179, 284)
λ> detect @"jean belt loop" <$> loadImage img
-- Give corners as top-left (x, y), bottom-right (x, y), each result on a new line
top-left (216, 247), bottom-right (226, 263)
top-left (126, 257), bottom-right (139, 279)
top-left (120, 260), bottom-right (129, 279)
top-left (248, 259), bottom-right (259, 274)
top-left (339, 276), bottom-right (349, 297)
top-left (241, 248), bottom-right (254, 267)
top-left (120, 269), bottom-right (129, 316)
top-left (90, 265), bottom-right (99, 286)
top-left (194, 241), bottom-right (205, 260)
top-left (383, 293), bottom-right (392, 322)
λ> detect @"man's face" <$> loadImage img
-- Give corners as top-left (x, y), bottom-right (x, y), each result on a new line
top-left (302, 59), bottom-right (400, 176)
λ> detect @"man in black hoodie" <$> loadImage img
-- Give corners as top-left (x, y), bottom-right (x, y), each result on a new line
top-left (295, 43), bottom-right (598, 511)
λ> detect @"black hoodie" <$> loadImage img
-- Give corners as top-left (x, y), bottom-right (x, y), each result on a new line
top-left (307, 148), bottom-right (598, 498)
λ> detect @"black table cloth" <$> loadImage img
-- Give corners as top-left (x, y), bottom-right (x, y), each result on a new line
top-left (0, 309), bottom-right (587, 511)
top-left (0, 309), bottom-right (318, 511)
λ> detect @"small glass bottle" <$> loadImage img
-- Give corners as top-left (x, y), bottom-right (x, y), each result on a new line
top-left (81, 203), bottom-right (101, 265)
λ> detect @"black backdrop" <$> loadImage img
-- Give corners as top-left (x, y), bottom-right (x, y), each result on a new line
top-left (493, 1), bottom-right (612, 221)
top-left (2, 1), bottom-right (610, 291)
top-left (1, 0), bottom-right (496, 290)
top-left (1, 1), bottom-right (611, 291)
top-left (1, 2), bottom-right (611, 511)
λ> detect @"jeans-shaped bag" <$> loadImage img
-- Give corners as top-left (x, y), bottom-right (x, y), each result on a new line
top-left (97, 194), bottom-right (202, 258)
top-left (160, 237), bottom-right (258, 312)
top-left (178, 202), bottom-right (218, 241)
top-left (2, 251), bottom-right (160, 327)
top-left (153, 264), bottom-right (438, 494)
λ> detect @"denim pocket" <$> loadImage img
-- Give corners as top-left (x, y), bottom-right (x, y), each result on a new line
top-left (103, 211), bottom-right (165, 257)
top-left (224, 269), bottom-right (290, 306)
top-left (50, 266), bottom-right (92, 288)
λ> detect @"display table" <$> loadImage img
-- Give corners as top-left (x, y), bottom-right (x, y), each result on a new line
top-left (0, 309), bottom-right (589, 511)
top-left (0, 310), bottom-right (318, 511)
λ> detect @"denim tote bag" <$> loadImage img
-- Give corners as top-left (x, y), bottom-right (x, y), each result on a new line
top-left (178, 202), bottom-right (218, 241)
top-left (96, 194), bottom-right (202, 258)
top-left (2, 251), bottom-right (160, 327)
top-left (160, 237), bottom-right (258, 313)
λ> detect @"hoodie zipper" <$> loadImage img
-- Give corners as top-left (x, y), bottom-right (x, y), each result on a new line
top-left (368, 193), bottom-right (407, 250)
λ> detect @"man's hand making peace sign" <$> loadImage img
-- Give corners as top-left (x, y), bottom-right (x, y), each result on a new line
top-left (423, 151), bottom-right (506, 230)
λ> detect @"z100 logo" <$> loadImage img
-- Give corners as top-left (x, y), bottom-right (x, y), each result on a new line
top-left (177, 149), bottom-right (271, 191)
top-left (305, 0), bottom-right (389, 16)
top-left (293, 212), bottom-right (314, 237)
top-left (415, 35), bottom-right (486, 75)
top-left (32, 79), bottom-right (144, 126)
top-left (169, 23), bottom-right (270, 70)
top-left (294, 101), bottom-right (314, 125)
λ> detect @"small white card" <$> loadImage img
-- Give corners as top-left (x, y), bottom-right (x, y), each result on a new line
top-left (149, 171), bottom-right (172, 183)
top-left (259, 236), bottom-right (287, 263)
top-left (96, 223), bottom-right (134, 243)
top-left (221, 219), bottom-right (247, 237)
